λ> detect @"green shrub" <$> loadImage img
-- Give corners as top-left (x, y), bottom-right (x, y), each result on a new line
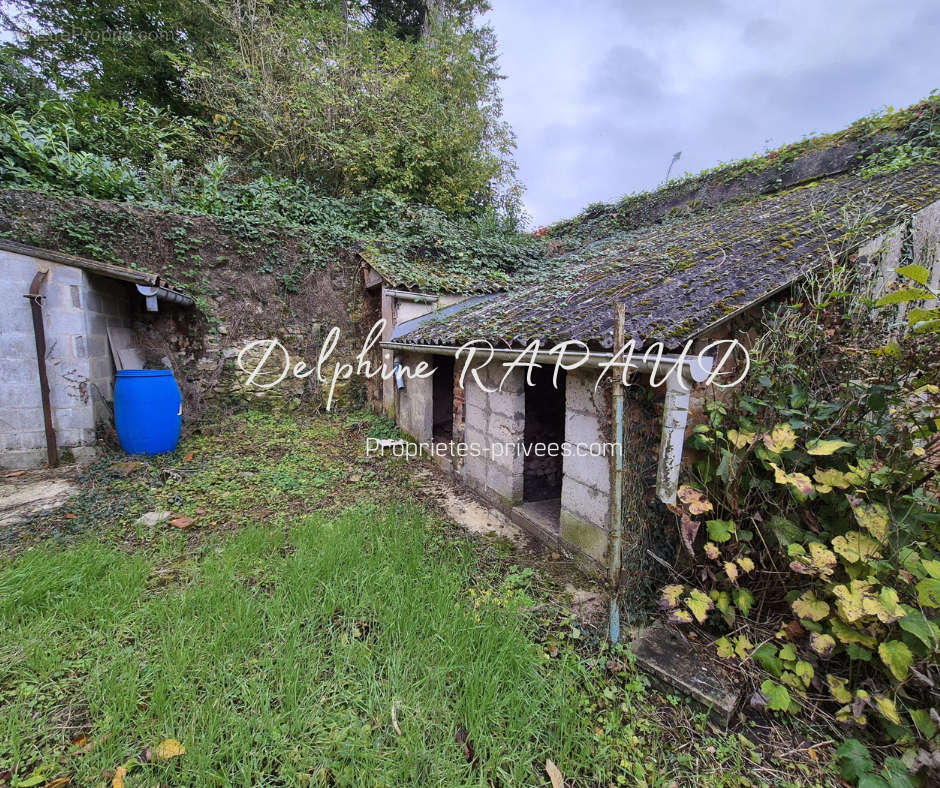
top-left (660, 258), bottom-right (939, 783)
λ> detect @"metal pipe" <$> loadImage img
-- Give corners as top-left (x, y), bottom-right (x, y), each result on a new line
top-left (607, 303), bottom-right (626, 643)
top-left (25, 270), bottom-right (57, 466)
top-left (383, 288), bottom-right (439, 304)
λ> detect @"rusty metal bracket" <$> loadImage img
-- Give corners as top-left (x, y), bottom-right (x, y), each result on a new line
top-left (25, 269), bottom-right (58, 466)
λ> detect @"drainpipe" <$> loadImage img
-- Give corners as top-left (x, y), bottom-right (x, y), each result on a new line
top-left (25, 270), bottom-right (58, 466)
top-left (656, 366), bottom-right (695, 505)
top-left (607, 304), bottom-right (626, 643)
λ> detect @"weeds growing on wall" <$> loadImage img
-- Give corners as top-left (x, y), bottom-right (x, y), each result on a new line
top-left (660, 243), bottom-right (939, 785)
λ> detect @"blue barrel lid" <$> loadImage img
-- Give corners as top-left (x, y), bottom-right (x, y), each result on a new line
top-left (116, 369), bottom-right (175, 378)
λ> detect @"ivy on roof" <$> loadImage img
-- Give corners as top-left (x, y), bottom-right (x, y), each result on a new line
top-left (544, 92), bottom-right (940, 254)
top-left (397, 162), bottom-right (940, 350)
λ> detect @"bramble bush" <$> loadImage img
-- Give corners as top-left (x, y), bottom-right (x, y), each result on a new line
top-left (660, 255), bottom-right (939, 785)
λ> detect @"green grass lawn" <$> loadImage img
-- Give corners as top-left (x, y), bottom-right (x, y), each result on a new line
top-left (0, 410), bottom-right (832, 787)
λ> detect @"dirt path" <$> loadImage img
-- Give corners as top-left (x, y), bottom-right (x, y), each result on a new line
top-left (411, 465), bottom-right (606, 625)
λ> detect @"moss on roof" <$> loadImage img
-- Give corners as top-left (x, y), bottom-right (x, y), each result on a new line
top-left (398, 163), bottom-right (940, 349)
top-left (396, 94), bottom-right (940, 349)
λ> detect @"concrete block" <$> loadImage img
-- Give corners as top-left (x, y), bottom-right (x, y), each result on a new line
top-left (0, 331), bottom-right (35, 359)
top-left (565, 410), bottom-right (603, 446)
top-left (0, 383), bottom-right (40, 406)
top-left (0, 447), bottom-right (46, 469)
top-left (86, 334), bottom-right (108, 358)
top-left (50, 263), bottom-right (83, 286)
top-left (566, 372), bottom-right (598, 413)
top-left (561, 475), bottom-right (609, 529)
top-left (0, 407), bottom-right (45, 431)
top-left (488, 410), bottom-right (523, 443)
top-left (17, 429), bottom-right (50, 449)
top-left (560, 510), bottom-right (608, 561)
top-left (0, 358), bottom-right (41, 385)
top-left (486, 461), bottom-right (523, 505)
top-left (564, 447), bottom-right (611, 491)
top-left (84, 290), bottom-right (103, 313)
top-left (464, 378), bottom-right (489, 411)
top-left (464, 402), bottom-right (488, 433)
top-left (488, 387), bottom-right (524, 419)
top-left (53, 406), bottom-right (94, 431)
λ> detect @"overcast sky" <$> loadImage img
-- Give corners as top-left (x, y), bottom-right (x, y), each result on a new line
top-left (485, 0), bottom-right (939, 227)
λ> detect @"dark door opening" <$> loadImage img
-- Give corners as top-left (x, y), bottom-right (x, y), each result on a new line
top-left (523, 366), bottom-right (565, 501)
top-left (432, 355), bottom-right (455, 441)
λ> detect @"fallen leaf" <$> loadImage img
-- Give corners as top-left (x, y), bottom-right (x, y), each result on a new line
top-left (184, 451), bottom-right (195, 462)
top-left (5, 469), bottom-right (26, 477)
top-left (112, 766), bottom-right (126, 788)
top-left (152, 738), bottom-right (186, 760)
top-left (110, 461), bottom-right (141, 476)
top-left (545, 759), bottom-right (564, 788)
top-left (169, 516), bottom-right (194, 530)
top-left (45, 777), bottom-right (71, 788)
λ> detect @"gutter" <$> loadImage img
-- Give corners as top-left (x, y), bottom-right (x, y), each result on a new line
top-left (383, 288), bottom-right (439, 304)
top-left (381, 341), bottom-right (712, 505)
top-left (135, 284), bottom-right (196, 311)
top-left (25, 270), bottom-right (57, 466)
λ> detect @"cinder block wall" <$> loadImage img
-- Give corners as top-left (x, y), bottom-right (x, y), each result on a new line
top-left (461, 362), bottom-right (525, 507)
top-left (395, 351), bottom-right (434, 442)
top-left (560, 370), bottom-right (610, 562)
top-left (0, 249), bottom-right (131, 468)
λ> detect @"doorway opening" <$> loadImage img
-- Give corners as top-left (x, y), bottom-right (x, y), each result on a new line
top-left (432, 355), bottom-right (455, 441)
top-left (522, 366), bottom-right (565, 518)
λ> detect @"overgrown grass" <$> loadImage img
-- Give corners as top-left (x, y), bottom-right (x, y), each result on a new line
top-left (1, 504), bottom-right (593, 785)
top-left (0, 409), bottom-right (834, 786)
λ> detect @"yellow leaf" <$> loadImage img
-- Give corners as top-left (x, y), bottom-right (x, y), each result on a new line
top-left (704, 542), bottom-right (720, 560)
top-left (810, 632), bottom-right (836, 656)
top-left (734, 634), bottom-right (753, 659)
top-left (878, 640), bottom-right (913, 681)
top-left (660, 585), bottom-right (684, 608)
top-left (153, 739), bottom-right (186, 760)
top-left (771, 463), bottom-right (814, 496)
top-left (874, 696), bottom-right (902, 725)
top-left (678, 485), bottom-right (712, 515)
top-left (792, 590), bottom-right (830, 621)
top-left (724, 561), bottom-right (739, 582)
top-left (669, 609), bottom-right (693, 624)
top-left (831, 531), bottom-right (882, 563)
top-left (830, 617), bottom-right (877, 648)
top-left (727, 429), bottom-right (755, 449)
top-left (850, 499), bottom-right (889, 542)
top-left (763, 424), bottom-right (796, 453)
top-left (827, 674), bottom-right (852, 704)
top-left (813, 467), bottom-right (852, 492)
top-left (112, 766), bottom-right (127, 788)
top-left (685, 589), bottom-right (713, 623)
top-left (545, 758), bottom-right (564, 788)
top-left (736, 556), bottom-right (755, 573)
top-left (833, 579), bottom-right (875, 622)
top-left (715, 636), bottom-right (734, 658)
top-left (806, 438), bottom-right (854, 456)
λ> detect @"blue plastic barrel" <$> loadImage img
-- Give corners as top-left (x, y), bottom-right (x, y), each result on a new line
top-left (113, 369), bottom-right (182, 455)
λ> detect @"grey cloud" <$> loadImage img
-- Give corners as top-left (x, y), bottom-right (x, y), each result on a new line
top-left (487, 0), bottom-right (939, 226)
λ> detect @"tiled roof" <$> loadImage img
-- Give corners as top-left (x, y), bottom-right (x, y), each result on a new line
top-left (395, 163), bottom-right (940, 350)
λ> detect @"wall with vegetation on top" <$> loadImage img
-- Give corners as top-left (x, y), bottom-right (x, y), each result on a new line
top-left (0, 188), bottom-right (371, 422)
